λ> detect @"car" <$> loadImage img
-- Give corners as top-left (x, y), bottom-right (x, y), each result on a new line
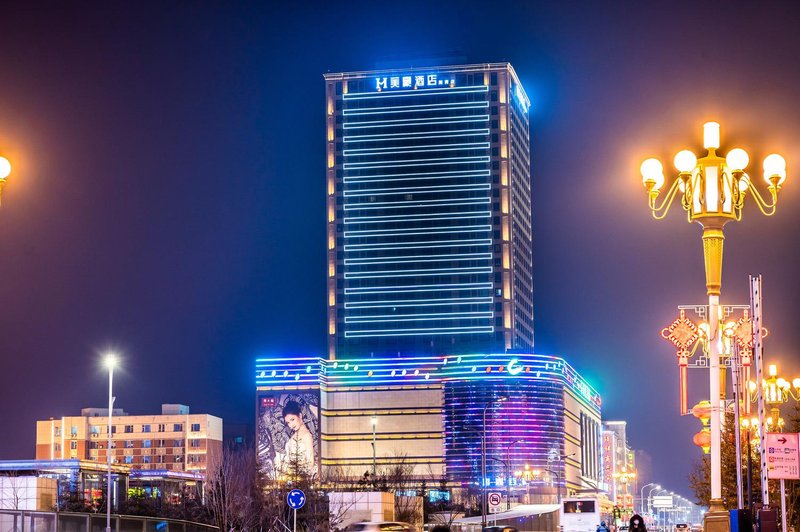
top-left (347, 522), bottom-right (416, 531)
top-left (482, 527), bottom-right (518, 532)
top-left (675, 524), bottom-right (690, 532)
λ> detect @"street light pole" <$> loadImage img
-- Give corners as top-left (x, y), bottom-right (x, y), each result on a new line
top-left (646, 485), bottom-right (661, 519)
top-left (640, 483), bottom-right (657, 515)
top-left (506, 439), bottom-right (522, 511)
top-left (481, 396), bottom-right (507, 528)
top-left (371, 416), bottom-right (377, 477)
top-left (104, 354), bottom-right (116, 532)
top-left (640, 122), bottom-right (787, 532)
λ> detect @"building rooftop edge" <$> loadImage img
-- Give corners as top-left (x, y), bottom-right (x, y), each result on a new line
top-left (323, 62), bottom-right (529, 105)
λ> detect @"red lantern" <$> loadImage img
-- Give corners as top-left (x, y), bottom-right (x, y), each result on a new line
top-left (693, 428), bottom-right (711, 454)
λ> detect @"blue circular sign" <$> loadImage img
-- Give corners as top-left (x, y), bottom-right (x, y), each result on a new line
top-left (287, 489), bottom-right (306, 510)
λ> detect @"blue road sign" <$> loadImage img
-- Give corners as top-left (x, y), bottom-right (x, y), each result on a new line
top-left (287, 489), bottom-right (306, 510)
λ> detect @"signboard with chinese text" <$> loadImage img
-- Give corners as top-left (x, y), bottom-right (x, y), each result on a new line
top-left (766, 432), bottom-right (800, 480)
top-left (652, 495), bottom-right (674, 508)
top-left (375, 73), bottom-right (456, 91)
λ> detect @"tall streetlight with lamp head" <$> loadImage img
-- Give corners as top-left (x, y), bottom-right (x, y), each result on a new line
top-left (640, 122), bottom-right (787, 532)
top-left (104, 353), bottom-right (116, 532)
top-left (640, 483), bottom-right (658, 515)
top-left (647, 484), bottom-right (661, 518)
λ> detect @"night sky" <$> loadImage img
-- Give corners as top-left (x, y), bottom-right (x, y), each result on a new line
top-left (1, 1), bottom-right (799, 495)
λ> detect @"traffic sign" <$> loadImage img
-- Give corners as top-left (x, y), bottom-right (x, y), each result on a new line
top-left (652, 495), bottom-right (673, 508)
top-left (488, 492), bottom-right (502, 513)
top-left (287, 489), bottom-right (306, 510)
top-left (766, 432), bottom-right (800, 480)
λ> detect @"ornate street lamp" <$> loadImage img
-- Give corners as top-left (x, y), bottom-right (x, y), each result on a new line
top-left (640, 122), bottom-right (787, 528)
top-left (746, 363), bottom-right (800, 432)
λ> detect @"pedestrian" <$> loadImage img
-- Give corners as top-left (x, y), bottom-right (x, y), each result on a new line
top-left (597, 520), bottom-right (611, 532)
top-left (630, 514), bottom-right (647, 532)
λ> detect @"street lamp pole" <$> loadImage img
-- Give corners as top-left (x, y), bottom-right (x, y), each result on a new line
top-left (506, 439), bottom-right (523, 511)
top-left (481, 396), bottom-right (507, 528)
top-left (640, 122), bottom-right (787, 532)
top-left (371, 416), bottom-right (377, 477)
top-left (104, 354), bottom-right (116, 532)
top-left (646, 485), bottom-right (661, 518)
top-left (640, 483), bottom-right (657, 515)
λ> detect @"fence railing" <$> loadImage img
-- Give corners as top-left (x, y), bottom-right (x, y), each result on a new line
top-left (0, 509), bottom-right (219, 532)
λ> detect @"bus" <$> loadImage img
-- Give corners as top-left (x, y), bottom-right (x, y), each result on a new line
top-left (560, 498), bottom-right (603, 532)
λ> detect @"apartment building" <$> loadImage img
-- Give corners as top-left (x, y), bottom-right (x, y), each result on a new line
top-left (35, 404), bottom-right (222, 476)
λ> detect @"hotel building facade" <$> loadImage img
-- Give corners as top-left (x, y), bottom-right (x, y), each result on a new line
top-left (35, 404), bottom-right (223, 476)
top-left (323, 63), bottom-right (533, 359)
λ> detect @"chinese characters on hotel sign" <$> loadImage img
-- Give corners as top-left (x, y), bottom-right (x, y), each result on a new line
top-left (376, 73), bottom-right (456, 91)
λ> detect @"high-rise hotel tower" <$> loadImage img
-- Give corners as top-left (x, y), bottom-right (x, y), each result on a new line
top-left (324, 63), bottom-right (532, 359)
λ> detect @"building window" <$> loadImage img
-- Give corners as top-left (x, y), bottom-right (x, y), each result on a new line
top-left (70, 441), bottom-right (78, 450)
top-left (174, 439), bottom-right (184, 447)
top-left (174, 423), bottom-right (183, 432)
top-left (157, 439), bottom-right (165, 447)
top-left (124, 425), bottom-right (134, 433)
top-left (54, 443), bottom-right (61, 452)
top-left (110, 426), bottom-right (117, 434)
top-left (124, 456), bottom-right (133, 464)
top-left (189, 439), bottom-right (201, 448)
top-left (157, 455), bottom-right (165, 464)
top-left (125, 440), bottom-right (134, 449)
top-left (143, 440), bottom-right (152, 448)
top-left (142, 424), bottom-right (151, 433)
top-left (191, 423), bottom-right (200, 432)
top-left (90, 426), bottom-right (100, 435)
top-left (142, 456), bottom-right (151, 464)
top-left (158, 424), bottom-right (165, 432)
top-left (70, 426), bottom-right (78, 437)
top-left (54, 427), bottom-right (61, 437)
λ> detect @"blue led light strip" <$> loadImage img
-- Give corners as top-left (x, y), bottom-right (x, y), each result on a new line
top-left (343, 142), bottom-right (490, 156)
top-left (343, 85), bottom-right (488, 100)
top-left (345, 263), bottom-right (486, 279)
top-left (345, 281), bottom-right (492, 294)
top-left (345, 253), bottom-right (492, 265)
top-left (343, 102), bottom-right (488, 116)
top-left (344, 168), bottom-right (490, 181)
top-left (344, 326), bottom-right (495, 338)
top-left (344, 211), bottom-right (491, 224)
top-left (345, 314), bottom-right (494, 325)
top-left (344, 173), bottom-right (490, 186)
top-left (343, 117), bottom-right (489, 130)
top-left (344, 238), bottom-right (492, 251)
top-left (343, 184), bottom-right (490, 198)
top-left (344, 198), bottom-right (490, 211)
top-left (344, 129), bottom-right (490, 142)
top-left (344, 297), bottom-right (493, 309)
top-left (345, 224), bottom-right (492, 237)
top-left (343, 155), bottom-right (490, 170)
top-left (345, 266), bottom-right (492, 279)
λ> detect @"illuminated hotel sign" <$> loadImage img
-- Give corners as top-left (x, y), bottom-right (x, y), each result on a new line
top-left (375, 73), bottom-right (456, 91)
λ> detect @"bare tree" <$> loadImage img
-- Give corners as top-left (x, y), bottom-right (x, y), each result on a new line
top-left (205, 443), bottom-right (263, 531)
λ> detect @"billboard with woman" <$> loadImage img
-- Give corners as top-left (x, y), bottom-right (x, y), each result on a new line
top-left (256, 392), bottom-right (320, 479)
